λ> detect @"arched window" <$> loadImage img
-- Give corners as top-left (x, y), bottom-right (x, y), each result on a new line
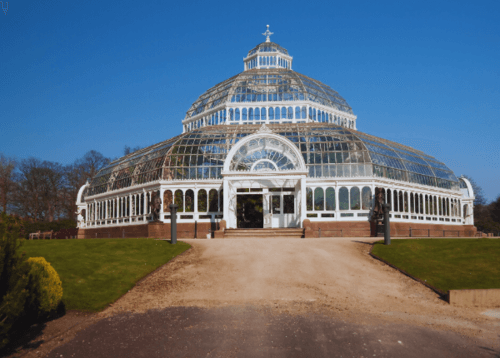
top-left (229, 109), bottom-right (234, 121)
top-left (314, 188), bottom-right (324, 211)
top-left (361, 187), bottom-right (372, 210)
top-left (404, 192), bottom-right (409, 212)
top-left (261, 107), bottom-right (266, 120)
top-left (309, 107), bottom-right (312, 119)
top-left (185, 189), bottom-right (194, 212)
top-left (219, 189), bottom-right (224, 211)
top-left (255, 107), bottom-right (260, 120)
top-left (140, 194), bottom-right (144, 214)
top-left (339, 187), bottom-right (349, 210)
top-left (209, 189), bottom-right (218, 212)
top-left (326, 187), bottom-right (336, 211)
top-left (301, 106), bottom-right (306, 119)
top-left (281, 107), bottom-right (286, 119)
top-left (399, 192), bottom-right (404, 212)
top-left (244, 108), bottom-right (249, 121)
top-left (386, 189), bottom-right (391, 208)
top-left (174, 190), bottom-right (183, 212)
top-left (313, 108), bottom-right (317, 121)
top-left (269, 107), bottom-right (274, 120)
top-left (275, 107), bottom-right (281, 119)
top-left (410, 193), bottom-right (414, 213)
top-left (350, 187), bottom-right (360, 210)
top-left (215, 112), bottom-right (219, 125)
top-left (306, 188), bottom-right (313, 211)
top-left (295, 106), bottom-right (300, 119)
top-left (463, 204), bottom-right (468, 219)
top-left (425, 195), bottom-right (429, 214)
top-left (287, 107), bottom-right (293, 119)
top-left (235, 108), bottom-right (240, 121)
top-left (198, 189), bottom-right (207, 212)
top-left (393, 190), bottom-right (398, 212)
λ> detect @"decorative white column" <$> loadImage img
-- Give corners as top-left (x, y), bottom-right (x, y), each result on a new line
top-left (301, 176), bottom-right (307, 227)
top-left (223, 178), bottom-right (229, 224)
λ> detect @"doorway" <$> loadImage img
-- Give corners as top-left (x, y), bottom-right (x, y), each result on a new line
top-left (237, 194), bottom-right (263, 228)
top-left (269, 190), bottom-right (296, 228)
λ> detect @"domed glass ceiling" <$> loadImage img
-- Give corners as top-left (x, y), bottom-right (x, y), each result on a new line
top-left (185, 69), bottom-right (353, 120)
top-left (85, 123), bottom-right (459, 198)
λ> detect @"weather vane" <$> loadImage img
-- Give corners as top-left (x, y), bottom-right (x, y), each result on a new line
top-left (262, 25), bottom-right (273, 43)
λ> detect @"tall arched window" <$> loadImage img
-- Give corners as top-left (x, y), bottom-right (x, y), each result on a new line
top-left (261, 107), bottom-right (266, 120)
top-left (219, 189), bottom-right (224, 211)
top-left (249, 108), bottom-right (254, 121)
top-left (404, 192), bottom-right (409, 212)
top-left (287, 107), bottom-right (293, 119)
top-left (415, 193), bottom-right (419, 214)
top-left (425, 195), bottom-right (429, 214)
top-left (269, 107), bottom-right (274, 120)
top-left (387, 189), bottom-right (392, 208)
top-left (255, 108), bottom-right (260, 120)
top-left (174, 190), bottom-right (183, 212)
top-left (399, 192), bottom-right (404, 213)
top-left (339, 187), bottom-right (349, 210)
top-left (242, 108), bottom-right (247, 120)
top-left (410, 193), bottom-right (414, 213)
top-left (361, 187), bottom-right (372, 210)
top-left (163, 190), bottom-right (173, 213)
top-left (314, 188), bottom-right (324, 211)
top-left (326, 187), bottom-right (336, 211)
top-left (301, 106), bottom-right (306, 119)
top-left (185, 189), bottom-right (194, 212)
top-left (306, 188), bottom-right (313, 211)
top-left (140, 194), bottom-right (144, 215)
top-left (393, 190), bottom-right (398, 212)
top-left (281, 107), bottom-right (286, 119)
top-left (350, 187), bottom-right (360, 210)
top-left (295, 106), bottom-right (300, 119)
top-left (209, 189), bottom-right (218, 212)
top-left (235, 108), bottom-right (240, 121)
top-left (198, 189), bottom-right (207, 212)
top-left (229, 109), bottom-right (234, 121)
top-left (275, 107), bottom-right (281, 119)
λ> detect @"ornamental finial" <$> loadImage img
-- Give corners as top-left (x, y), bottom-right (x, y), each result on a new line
top-left (262, 25), bottom-right (273, 43)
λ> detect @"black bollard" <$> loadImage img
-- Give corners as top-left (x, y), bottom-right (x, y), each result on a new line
top-left (169, 203), bottom-right (178, 244)
top-left (383, 203), bottom-right (391, 245)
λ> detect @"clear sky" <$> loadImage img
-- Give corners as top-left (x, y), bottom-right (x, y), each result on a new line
top-left (1, 0), bottom-right (499, 201)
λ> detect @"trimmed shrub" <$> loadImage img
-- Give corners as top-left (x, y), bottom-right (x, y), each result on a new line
top-left (26, 257), bottom-right (63, 315)
top-left (0, 212), bottom-right (29, 349)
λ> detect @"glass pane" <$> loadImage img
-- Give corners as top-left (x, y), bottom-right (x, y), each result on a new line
top-left (284, 195), bottom-right (294, 214)
top-left (326, 187), bottom-right (335, 211)
top-left (306, 187), bottom-right (313, 211)
top-left (361, 186), bottom-right (371, 210)
top-left (350, 187), bottom-right (360, 210)
top-left (175, 189), bottom-right (184, 212)
top-left (339, 187), bottom-right (349, 210)
top-left (198, 189), bottom-right (207, 212)
top-left (209, 189), bottom-right (218, 212)
top-left (314, 188), bottom-right (324, 211)
top-left (272, 195), bottom-right (281, 214)
top-left (185, 189), bottom-right (194, 212)
top-left (164, 190), bottom-right (173, 212)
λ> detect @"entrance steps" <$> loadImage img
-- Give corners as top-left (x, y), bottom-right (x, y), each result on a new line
top-left (223, 228), bottom-right (304, 239)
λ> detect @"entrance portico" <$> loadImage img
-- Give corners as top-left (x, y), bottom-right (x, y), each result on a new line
top-left (222, 125), bottom-right (308, 229)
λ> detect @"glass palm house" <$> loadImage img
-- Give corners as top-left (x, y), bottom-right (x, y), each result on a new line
top-left (76, 26), bottom-right (476, 238)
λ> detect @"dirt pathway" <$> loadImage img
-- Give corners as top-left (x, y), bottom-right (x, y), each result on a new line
top-left (101, 238), bottom-right (499, 345)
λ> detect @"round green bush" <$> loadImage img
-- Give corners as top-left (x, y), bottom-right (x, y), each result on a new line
top-left (26, 257), bottom-right (63, 313)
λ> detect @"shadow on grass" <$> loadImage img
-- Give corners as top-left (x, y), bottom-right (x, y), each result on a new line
top-left (0, 302), bottom-right (66, 358)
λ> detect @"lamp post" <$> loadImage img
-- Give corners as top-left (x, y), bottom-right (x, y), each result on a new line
top-left (169, 203), bottom-right (178, 244)
top-left (383, 203), bottom-right (391, 245)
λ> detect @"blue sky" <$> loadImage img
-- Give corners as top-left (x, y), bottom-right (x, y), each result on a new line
top-left (1, 0), bottom-right (499, 201)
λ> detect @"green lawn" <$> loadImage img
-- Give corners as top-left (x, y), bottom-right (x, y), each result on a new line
top-left (20, 239), bottom-right (190, 311)
top-left (371, 239), bottom-right (500, 292)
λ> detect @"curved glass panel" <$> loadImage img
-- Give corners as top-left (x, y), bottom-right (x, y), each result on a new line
top-left (85, 123), bottom-right (459, 200)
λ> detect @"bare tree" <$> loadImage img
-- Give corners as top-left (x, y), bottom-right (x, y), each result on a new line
top-left (14, 158), bottom-right (65, 222)
top-left (124, 145), bottom-right (142, 156)
top-left (0, 154), bottom-right (16, 213)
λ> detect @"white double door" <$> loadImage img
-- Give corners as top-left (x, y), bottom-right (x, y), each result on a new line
top-left (263, 191), bottom-right (297, 228)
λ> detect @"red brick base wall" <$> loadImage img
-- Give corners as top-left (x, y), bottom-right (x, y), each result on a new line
top-left (78, 221), bottom-right (220, 239)
top-left (303, 220), bottom-right (477, 238)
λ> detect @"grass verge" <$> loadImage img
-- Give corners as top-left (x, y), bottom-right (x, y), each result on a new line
top-left (371, 239), bottom-right (500, 292)
top-left (20, 238), bottom-right (190, 311)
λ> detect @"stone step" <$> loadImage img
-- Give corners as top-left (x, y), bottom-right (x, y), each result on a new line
top-left (223, 228), bottom-right (304, 239)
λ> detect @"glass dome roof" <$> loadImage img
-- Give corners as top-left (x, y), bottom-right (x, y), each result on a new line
top-left (185, 69), bottom-right (353, 120)
top-left (85, 123), bottom-right (459, 198)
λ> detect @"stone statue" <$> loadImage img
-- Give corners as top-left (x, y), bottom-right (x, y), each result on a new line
top-left (371, 187), bottom-right (385, 222)
top-left (150, 190), bottom-right (162, 221)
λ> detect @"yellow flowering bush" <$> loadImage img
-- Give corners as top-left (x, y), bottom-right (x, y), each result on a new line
top-left (26, 257), bottom-right (63, 313)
